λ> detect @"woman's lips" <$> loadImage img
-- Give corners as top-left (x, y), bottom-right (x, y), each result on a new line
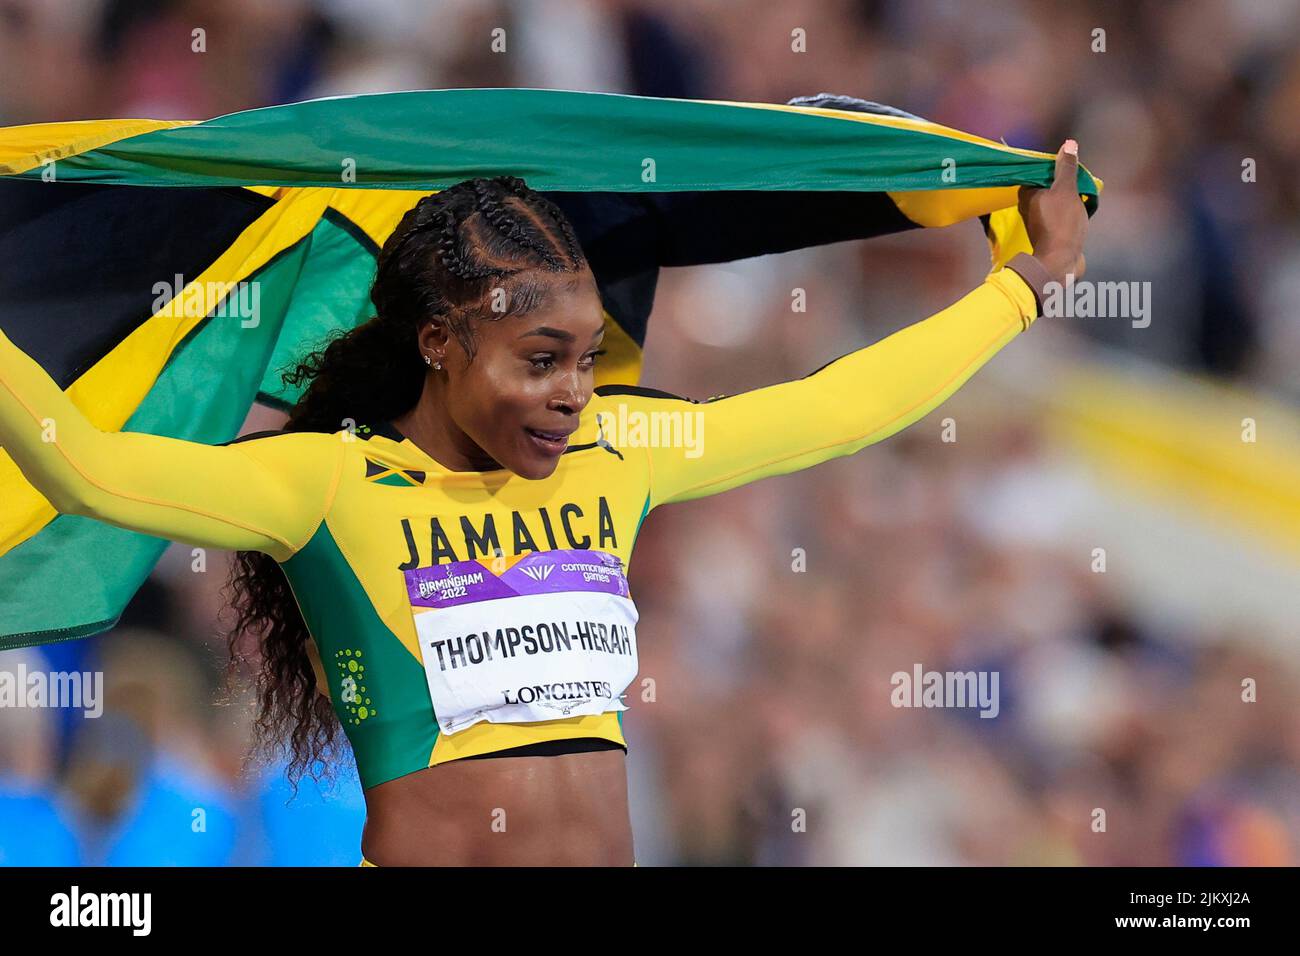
top-left (525, 426), bottom-right (570, 456)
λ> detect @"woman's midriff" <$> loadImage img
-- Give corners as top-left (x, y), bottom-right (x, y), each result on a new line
top-left (360, 747), bottom-right (633, 865)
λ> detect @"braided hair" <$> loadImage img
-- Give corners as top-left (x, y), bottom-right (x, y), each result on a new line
top-left (221, 176), bottom-right (590, 791)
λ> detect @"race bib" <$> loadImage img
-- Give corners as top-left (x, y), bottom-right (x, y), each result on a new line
top-left (404, 549), bottom-right (639, 735)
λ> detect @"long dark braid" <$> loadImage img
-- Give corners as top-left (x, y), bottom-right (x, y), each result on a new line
top-left (221, 176), bottom-right (589, 792)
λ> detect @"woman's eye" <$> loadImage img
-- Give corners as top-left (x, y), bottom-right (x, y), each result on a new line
top-left (530, 349), bottom-right (603, 371)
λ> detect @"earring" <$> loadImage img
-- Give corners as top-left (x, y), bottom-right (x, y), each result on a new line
top-left (432, 359), bottom-right (442, 370)
top-left (423, 354), bottom-right (431, 366)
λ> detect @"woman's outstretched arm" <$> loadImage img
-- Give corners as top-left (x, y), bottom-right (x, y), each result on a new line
top-left (0, 328), bottom-right (345, 562)
top-left (619, 142), bottom-right (1088, 510)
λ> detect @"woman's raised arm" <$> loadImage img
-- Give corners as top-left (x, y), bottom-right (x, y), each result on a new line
top-left (620, 142), bottom-right (1088, 511)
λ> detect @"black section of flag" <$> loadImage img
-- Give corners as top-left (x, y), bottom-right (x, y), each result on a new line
top-left (549, 190), bottom-right (918, 349)
top-left (0, 181), bottom-right (274, 387)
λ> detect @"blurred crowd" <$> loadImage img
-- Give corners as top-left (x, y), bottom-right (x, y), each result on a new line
top-left (1, 0), bottom-right (1297, 865)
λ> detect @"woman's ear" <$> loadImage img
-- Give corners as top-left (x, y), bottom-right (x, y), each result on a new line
top-left (417, 316), bottom-right (451, 366)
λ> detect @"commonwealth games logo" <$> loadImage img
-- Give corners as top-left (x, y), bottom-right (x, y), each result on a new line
top-left (520, 563), bottom-right (555, 582)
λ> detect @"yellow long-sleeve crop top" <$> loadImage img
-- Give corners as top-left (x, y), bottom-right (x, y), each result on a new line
top-left (0, 267), bottom-right (1038, 789)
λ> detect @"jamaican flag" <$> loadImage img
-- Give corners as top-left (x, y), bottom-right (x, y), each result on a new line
top-left (0, 88), bottom-right (1101, 649)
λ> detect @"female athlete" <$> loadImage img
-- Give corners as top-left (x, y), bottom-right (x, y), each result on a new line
top-left (0, 141), bottom-right (1087, 866)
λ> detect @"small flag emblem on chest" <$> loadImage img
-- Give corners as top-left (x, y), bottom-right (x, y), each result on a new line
top-left (364, 458), bottom-right (425, 486)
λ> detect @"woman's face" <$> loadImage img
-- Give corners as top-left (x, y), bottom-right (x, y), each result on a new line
top-left (425, 270), bottom-right (607, 480)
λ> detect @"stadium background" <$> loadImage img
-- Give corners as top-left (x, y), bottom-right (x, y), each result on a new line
top-left (1, 0), bottom-right (1297, 865)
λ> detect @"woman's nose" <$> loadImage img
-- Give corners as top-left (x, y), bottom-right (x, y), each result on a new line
top-left (551, 370), bottom-right (590, 414)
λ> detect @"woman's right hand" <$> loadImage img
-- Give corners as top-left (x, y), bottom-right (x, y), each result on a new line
top-left (1018, 139), bottom-right (1089, 284)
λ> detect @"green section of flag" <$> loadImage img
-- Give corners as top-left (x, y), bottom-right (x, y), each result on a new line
top-left (257, 213), bottom-right (378, 408)
top-left (13, 89), bottom-right (1101, 203)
